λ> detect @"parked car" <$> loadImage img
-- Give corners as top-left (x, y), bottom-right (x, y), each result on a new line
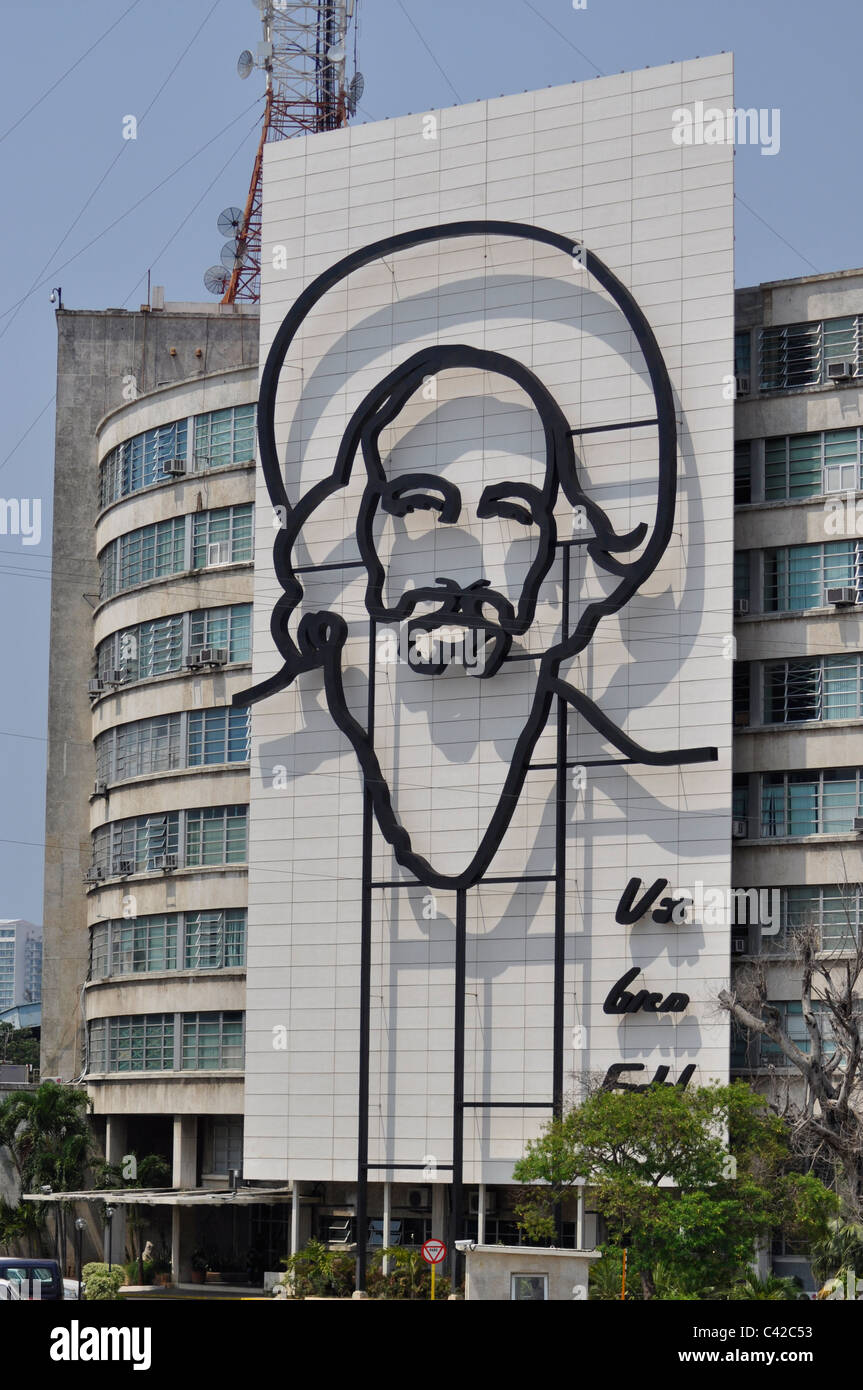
top-left (0, 1259), bottom-right (64, 1300)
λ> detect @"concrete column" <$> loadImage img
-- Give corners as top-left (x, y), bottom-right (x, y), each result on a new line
top-left (576, 1186), bottom-right (585, 1249)
top-left (431, 1181), bottom-right (446, 1242)
top-left (477, 1184), bottom-right (486, 1246)
top-left (103, 1117), bottom-right (127, 1266)
top-left (170, 1116), bottom-right (198, 1283)
top-left (290, 1181), bottom-right (301, 1256)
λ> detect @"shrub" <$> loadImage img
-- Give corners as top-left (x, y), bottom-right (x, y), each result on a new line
top-left (82, 1262), bottom-right (126, 1301)
top-left (280, 1239), bottom-right (355, 1299)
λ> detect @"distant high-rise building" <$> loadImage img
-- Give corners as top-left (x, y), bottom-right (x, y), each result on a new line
top-left (0, 920), bottom-right (43, 1011)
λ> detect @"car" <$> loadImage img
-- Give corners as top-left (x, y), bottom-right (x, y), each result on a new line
top-left (0, 1258), bottom-right (64, 1300)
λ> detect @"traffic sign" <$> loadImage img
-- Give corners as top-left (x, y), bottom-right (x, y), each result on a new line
top-left (421, 1238), bottom-right (447, 1265)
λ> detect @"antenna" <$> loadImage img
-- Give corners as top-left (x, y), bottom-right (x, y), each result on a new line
top-left (203, 265), bottom-right (231, 297)
top-left (207, 2), bottom-right (363, 305)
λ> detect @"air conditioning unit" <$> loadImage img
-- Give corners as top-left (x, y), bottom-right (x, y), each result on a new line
top-left (733, 598), bottom-right (749, 616)
top-left (827, 360), bottom-right (855, 381)
top-left (853, 817), bottom-right (863, 835)
top-left (82, 867), bottom-right (104, 885)
top-left (150, 854), bottom-right (178, 872)
top-left (207, 540), bottom-right (232, 567)
top-left (107, 668), bottom-right (127, 686)
top-left (406, 1187), bottom-right (431, 1212)
top-left (732, 819), bottom-right (748, 839)
top-left (87, 678), bottom-right (105, 697)
top-left (111, 859), bottom-right (134, 876)
top-left (197, 647), bottom-right (229, 667)
top-left (735, 374), bottom-right (750, 397)
top-left (826, 587), bottom-right (858, 606)
top-left (732, 936), bottom-right (748, 955)
top-left (93, 781), bottom-right (107, 797)
top-left (468, 1190), bottom-right (498, 1217)
top-left (161, 457), bottom-right (186, 477)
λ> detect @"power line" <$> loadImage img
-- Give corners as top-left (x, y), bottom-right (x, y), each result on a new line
top-left (394, 0), bottom-right (463, 105)
top-left (0, 99), bottom-right (262, 328)
top-left (0, 0), bottom-right (228, 344)
top-left (734, 194), bottom-right (819, 275)
top-left (519, 0), bottom-right (604, 77)
top-left (0, 0), bottom-right (146, 147)
top-left (0, 396), bottom-right (56, 477)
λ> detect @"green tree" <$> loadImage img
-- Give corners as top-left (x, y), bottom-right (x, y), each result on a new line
top-left (0, 1025), bottom-right (39, 1070)
top-left (0, 1081), bottom-right (92, 1271)
top-left (512, 1082), bottom-right (837, 1299)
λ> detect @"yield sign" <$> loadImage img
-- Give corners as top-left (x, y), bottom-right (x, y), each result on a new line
top-left (421, 1238), bottom-right (447, 1265)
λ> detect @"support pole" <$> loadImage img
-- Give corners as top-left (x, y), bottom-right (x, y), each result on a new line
top-left (449, 887), bottom-right (467, 1290)
top-left (553, 545), bottom-right (570, 1243)
top-left (477, 1182), bottom-right (486, 1246)
top-left (355, 619), bottom-right (377, 1292)
top-left (291, 1181), bottom-right (301, 1257)
top-left (382, 1181), bottom-right (391, 1276)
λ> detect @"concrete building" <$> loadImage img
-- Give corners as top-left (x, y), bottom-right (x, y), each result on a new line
top-left (42, 297), bottom-right (269, 1275)
top-left (731, 267), bottom-right (863, 1287)
top-left (0, 920), bottom-right (42, 1012)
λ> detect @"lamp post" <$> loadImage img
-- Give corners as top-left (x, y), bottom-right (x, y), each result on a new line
top-left (74, 1217), bottom-right (86, 1299)
top-left (104, 1206), bottom-right (115, 1272)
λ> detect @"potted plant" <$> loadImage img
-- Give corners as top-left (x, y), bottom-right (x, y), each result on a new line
top-left (189, 1250), bottom-right (208, 1285)
top-left (152, 1251), bottom-right (172, 1287)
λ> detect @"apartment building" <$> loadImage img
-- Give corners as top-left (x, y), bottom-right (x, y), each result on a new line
top-left (0, 920), bottom-right (42, 1012)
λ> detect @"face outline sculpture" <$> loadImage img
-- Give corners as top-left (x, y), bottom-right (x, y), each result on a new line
top-left (236, 221), bottom-right (717, 891)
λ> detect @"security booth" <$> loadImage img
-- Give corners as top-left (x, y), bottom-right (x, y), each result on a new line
top-left (462, 1244), bottom-right (602, 1302)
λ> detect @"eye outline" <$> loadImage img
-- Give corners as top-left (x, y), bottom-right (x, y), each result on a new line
top-left (378, 474), bottom-right (461, 523)
top-left (476, 481), bottom-right (545, 528)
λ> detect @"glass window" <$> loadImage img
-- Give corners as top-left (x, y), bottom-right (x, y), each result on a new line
top-left (734, 441), bottom-right (752, 504)
top-left (760, 769), bottom-right (863, 837)
top-left (90, 924), bottom-right (109, 980)
top-left (187, 708), bottom-right (250, 765)
top-left (112, 916), bottom-right (178, 974)
top-left (99, 419), bottom-right (189, 509)
top-left (764, 541), bottom-right (860, 612)
top-left (191, 504), bottom-right (253, 569)
top-left (188, 605), bottom-right (252, 663)
top-left (182, 1012), bottom-right (244, 1070)
top-left (193, 404), bottom-right (256, 470)
top-left (511, 1274), bottom-right (548, 1301)
top-left (184, 910), bottom-right (246, 969)
top-left (734, 553), bottom-right (750, 605)
top-left (760, 315), bottom-right (861, 393)
top-left (184, 806), bottom-right (248, 867)
top-left (104, 1014), bottom-right (175, 1072)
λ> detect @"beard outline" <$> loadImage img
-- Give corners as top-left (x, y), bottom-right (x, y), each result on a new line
top-left (234, 220), bottom-right (713, 891)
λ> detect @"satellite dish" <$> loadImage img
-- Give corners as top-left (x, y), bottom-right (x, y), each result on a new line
top-left (218, 207), bottom-right (245, 238)
top-left (347, 71), bottom-right (365, 115)
top-left (237, 49), bottom-right (254, 80)
top-left (204, 266), bottom-right (231, 297)
top-left (220, 238), bottom-right (247, 270)
top-left (327, 42), bottom-right (346, 63)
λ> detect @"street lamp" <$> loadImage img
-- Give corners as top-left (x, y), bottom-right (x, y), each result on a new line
top-left (104, 1206), bottom-right (115, 1272)
top-left (74, 1217), bottom-right (86, 1299)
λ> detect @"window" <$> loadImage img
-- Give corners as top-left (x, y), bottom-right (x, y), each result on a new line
top-left (95, 708), bottom-right (249, 784)
top-left (764, 655), bottom-right (863, 724)
top-left (187, 708), bottom-right (250, 765)
top-left (735, 331), bottom-right (751, 381)
top-left (510, 1274), bottom-right (548, 1301)
top-left (188, 605), bottom-right (252, 663)
top-left (777, 886), bottom-right (863, 953)
top-left (191, 504), bottom-right (253, 569)
top-left (91, 812), bottom-right (180, 875)
top-left (185, 806), bottom-right (248, 866)
top-left (89, 923), bottom-right (109, 980)
top-left (760, 769), bottom-right (863, 837)
top-left (88, 911), bottom-right (246, 979)
top-left (733, 664), bottom-right (750, 720)
top-left (194, 404), bottom-right (256, 470)
top-left (760, 315), bottom-right (863, 392)
top-left (734, 441), bottom-right (752, 504)
top-left (89, 1015), bottom-right (176, 1072)
top-left (100, 517), bottom-right (187, 599)
top-left (733, 552), bottom-right (750, 605)
top-left (184, 910), bottom-right (246, 969)
top-left (763, 540), bottom-right (861, 612)
top-left (208, 1119), bottom-right (243, 1175)
top-left (96, 603), bottom-right (252, 684)
top-left (764, 427), bottom-right (861, 500)
top-left (112, 916), bottom-right (178, 974)
top-left (100, 419), bottom-right (189, 509)
top-left (182, 1012), bottom-right (244, 1069)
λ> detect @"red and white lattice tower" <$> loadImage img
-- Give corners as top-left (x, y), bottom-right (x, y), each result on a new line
top-left (218, 1), bottom-right (361, 305)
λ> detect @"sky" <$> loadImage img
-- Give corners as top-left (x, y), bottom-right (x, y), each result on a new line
top-left (0, 0), bottom-right (860, 922)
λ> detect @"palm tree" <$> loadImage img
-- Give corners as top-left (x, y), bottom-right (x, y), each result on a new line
top-left (811, 1218), bottom-right (863, 1288)
top-left (731, 1272), bottom-right (804, 1300)
top-left (0, 1082), bottom-right (92, 1271)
